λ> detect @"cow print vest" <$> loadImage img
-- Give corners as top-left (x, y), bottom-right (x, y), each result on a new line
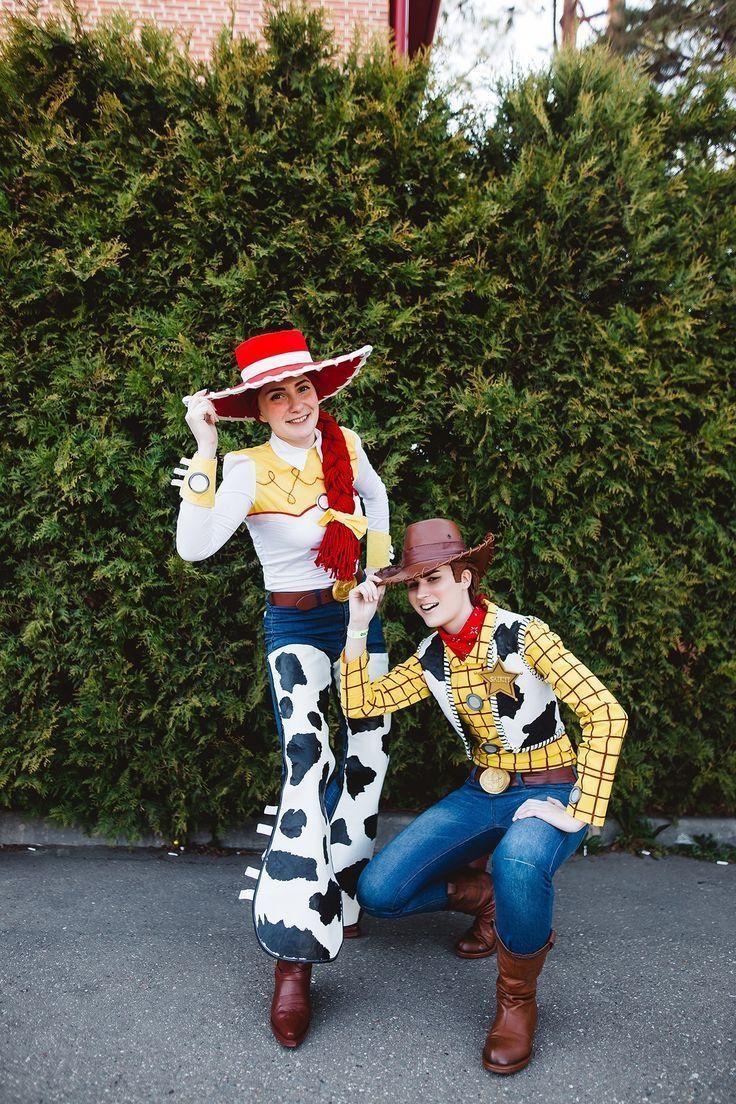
top-left (415, 605), bottom-right (565, 756)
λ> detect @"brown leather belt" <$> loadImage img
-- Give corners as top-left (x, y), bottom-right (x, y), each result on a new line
top-left (267, 571), bottom-right (364, 613)
top-left (470, 765), bottom-right (576, 790)
top-left (267, 587), bottom-right (336, 612)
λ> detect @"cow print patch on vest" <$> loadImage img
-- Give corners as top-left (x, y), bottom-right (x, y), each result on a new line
top-left (498, 687), bottom-right (525, 719)
top-left (521, 701), bottom-right (558, 748)
top-left (421, 634), bottom-right (445, 681)
top-left (494, 620), bottom-right (523, 661)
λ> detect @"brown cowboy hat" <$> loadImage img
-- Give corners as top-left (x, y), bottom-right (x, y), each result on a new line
top-left (376, 519), bottom-right (495, 586)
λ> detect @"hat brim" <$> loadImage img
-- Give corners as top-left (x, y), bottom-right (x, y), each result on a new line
top-left (375, 533), bottom-right (495, 587)
top-left (198, 346), bottom-right (372, 420)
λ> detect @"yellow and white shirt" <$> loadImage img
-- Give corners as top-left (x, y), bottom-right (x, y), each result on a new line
top-left (176, 427), bottom-right (391, 590)
top-left (341, 604), bottom-right (628, 827)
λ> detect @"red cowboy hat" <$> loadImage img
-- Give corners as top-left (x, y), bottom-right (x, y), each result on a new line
top-left (183, 329), bottom-right (371, 420)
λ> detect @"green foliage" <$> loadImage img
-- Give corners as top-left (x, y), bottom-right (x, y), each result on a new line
top-left (450, 53), bottom-right (736, 826)
top-left (1, 6), bottom-right (734, 838)
top-left (607, 1), bottom-right (736, 85)
top-left (609, 826), bottom-right (736, 863)
top-left (676, 835), bottom-right (736, 863)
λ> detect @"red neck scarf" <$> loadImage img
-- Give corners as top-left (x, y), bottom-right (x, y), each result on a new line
top-left (438, 597), bottom-right (489, 660)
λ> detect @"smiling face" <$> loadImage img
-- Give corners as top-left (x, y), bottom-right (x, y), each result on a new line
top-left (257, 375), bottom-right (320, 447)
top-left (406, 564), bottom-right (474, 635)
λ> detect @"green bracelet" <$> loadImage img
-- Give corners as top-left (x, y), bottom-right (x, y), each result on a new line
top-left (346, 627), bottom-right (369, 640)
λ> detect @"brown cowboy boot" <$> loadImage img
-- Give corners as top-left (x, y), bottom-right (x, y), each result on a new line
top-left (270, 960), bottom-right (312, 1048)
top-left (446, 868), bottom-right (497, 959)
top-left (482, 930), bottom-right (556, 1074)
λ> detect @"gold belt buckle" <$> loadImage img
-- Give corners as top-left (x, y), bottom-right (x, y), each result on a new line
top-left (478, 767), bottom-right (511, 795)
top-left (332, 577), bottom-right (357, 602)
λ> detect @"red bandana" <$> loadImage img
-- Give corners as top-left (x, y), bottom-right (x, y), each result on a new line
top-left (438, 597), bottom-right (489, 661)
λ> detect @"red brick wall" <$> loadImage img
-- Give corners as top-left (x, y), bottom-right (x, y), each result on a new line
top-left (0, 1), bottom-right (390, 58)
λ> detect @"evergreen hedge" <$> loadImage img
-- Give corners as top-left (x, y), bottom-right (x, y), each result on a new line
top-left (1, 6), bottom-right (734, 840)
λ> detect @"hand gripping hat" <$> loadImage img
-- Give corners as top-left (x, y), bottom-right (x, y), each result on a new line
top-left (376, 519), bottom-right (495, 586)
top-left (186, 328), bottom-right (372, 420)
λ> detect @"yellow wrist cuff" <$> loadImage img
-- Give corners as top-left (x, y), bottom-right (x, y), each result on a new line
top-left (366, 530), bottom-right (392, 570)
top-left (179, 456), bottom-right (217, 508)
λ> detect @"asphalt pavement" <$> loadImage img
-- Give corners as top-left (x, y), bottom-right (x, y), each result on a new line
top-left (1, 847), bottom-right (734, 1104)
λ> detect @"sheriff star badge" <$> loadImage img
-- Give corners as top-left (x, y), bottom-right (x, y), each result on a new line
top-left (477, 659), bottom-right (519, 701)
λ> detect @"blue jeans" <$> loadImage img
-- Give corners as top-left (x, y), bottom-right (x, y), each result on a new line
top-left (357, 774), bottom-right (586, 954)
top-left (263, 598), bottom-right (386, 659)
top-left (263, 600), bottom-right (386, 815)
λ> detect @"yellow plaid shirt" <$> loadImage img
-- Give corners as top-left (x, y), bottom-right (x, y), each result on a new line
top-left (340, 605), bottom-right (628, 827)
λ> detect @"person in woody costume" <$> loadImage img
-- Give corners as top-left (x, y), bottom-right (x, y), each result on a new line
top-left (340, 518), bottom-right (628, 1075)
top-left (173, 327), bottom-right (392, 1048)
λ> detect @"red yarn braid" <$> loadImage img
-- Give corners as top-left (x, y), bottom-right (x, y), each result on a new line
top-left (314, 410), bottom-right (361, 581)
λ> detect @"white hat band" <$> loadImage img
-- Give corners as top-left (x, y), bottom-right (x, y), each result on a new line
top-left (241, 349), bottom-right (315, 382)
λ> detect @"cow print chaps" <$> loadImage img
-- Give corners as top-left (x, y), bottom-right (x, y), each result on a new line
top-left (252, 643), bottom-right (390, 963)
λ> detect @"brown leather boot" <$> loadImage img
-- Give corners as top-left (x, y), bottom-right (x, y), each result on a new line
top-left (446, 868), bottom-right (497, 959)
top-left (482, 930), bottom-right (556, 1074)
top-left (270, 960), bottom-right (312, 1048)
